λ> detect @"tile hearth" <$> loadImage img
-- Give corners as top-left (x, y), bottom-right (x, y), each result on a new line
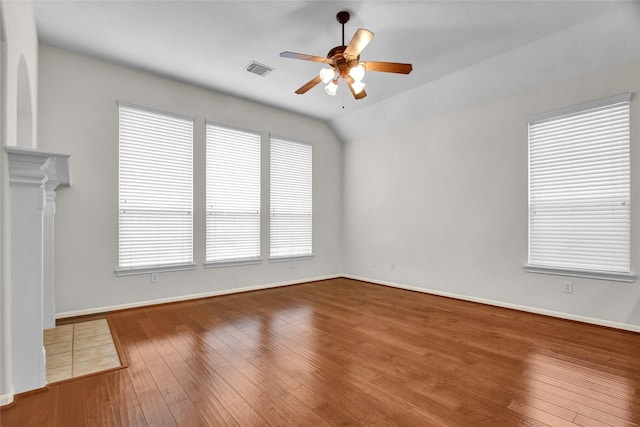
top-left (44, 318), bottom-right (121, 383)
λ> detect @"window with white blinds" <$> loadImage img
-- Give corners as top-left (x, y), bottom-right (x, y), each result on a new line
top-left (205, 123), bottom-right (261, 266)
top-left (117, 102), bottom-right (194, 274)
top-left (527, 94), bottom-right (633, 281)
top-left (270, 137), bottom-right (312, 259)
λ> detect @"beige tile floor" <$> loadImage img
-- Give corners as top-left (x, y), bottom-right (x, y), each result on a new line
top-left (43, 318), bottom-right (121, 383)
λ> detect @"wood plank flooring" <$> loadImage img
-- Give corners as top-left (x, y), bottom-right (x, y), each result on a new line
top-left (2, 278), bottom-right (639, 426)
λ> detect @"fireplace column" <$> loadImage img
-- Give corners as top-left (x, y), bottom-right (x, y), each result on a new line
top-left (6, 147), bottom-right (70, 394)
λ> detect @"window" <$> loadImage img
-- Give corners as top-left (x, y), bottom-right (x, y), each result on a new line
top-left (526, 94), bottom-right (633, 282)
top-left (270, 137), bottom-right (312, 259)
top-left (117, 102), bottom-right (194, 274)
top-left (205, 123), bottom-right (261, 266)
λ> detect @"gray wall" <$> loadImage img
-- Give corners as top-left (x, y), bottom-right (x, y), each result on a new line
top-left (38, 44), bottom-right (344, 315)
top-left (38, 45), bottom-right (640, 331)
top-left (343, 59), bottom-right (640, 331)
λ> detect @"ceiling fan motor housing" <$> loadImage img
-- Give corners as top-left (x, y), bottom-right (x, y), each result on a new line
top-left (327, 46), bottom-right (360, 78)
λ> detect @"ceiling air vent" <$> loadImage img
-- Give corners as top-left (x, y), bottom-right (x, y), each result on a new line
top-left (246, 61), bottom-right (273, 77)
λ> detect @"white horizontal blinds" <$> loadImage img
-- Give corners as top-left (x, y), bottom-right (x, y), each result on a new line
top-left (118, 103), bottom-right (193, 269)
top-left (528, 97), bottom-right (630, 273)
top-left (270, 137), bottom-right (312, 258)
top-left (206, 123), bottom-right (261, 263)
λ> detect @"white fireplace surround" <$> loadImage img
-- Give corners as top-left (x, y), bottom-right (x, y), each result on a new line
top-left (5, 146), bottom-right (70, 398)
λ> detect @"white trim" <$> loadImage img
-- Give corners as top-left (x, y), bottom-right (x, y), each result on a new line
top-left (115, 263), bottom-right (196, 276)
top-left (269, 255), bottom-right (314, 263)
top-left (524, 264), bottom-right (635, 283)
top-left (56, 274), bottom-right (341, 319)
top-left (6, 146), bottom-right (71, 188)
top-left (268, 133), bottom-right (313, 148)
top-left (342, 274), bottom-right (640, 334)
top-left (528, 92), bottom-right (631, 124)
top-left (56, 274), bottom-right (640, 332)
top-left (205, 119), bottom-right (261, 137)
top-left (0, 390), bottom-right (14, 407)
top-left (117, 100), bottom-right (194, 122)
top-left (204, 258), bottom-right (263, 268)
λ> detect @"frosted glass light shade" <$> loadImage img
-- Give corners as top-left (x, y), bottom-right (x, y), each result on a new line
top-left (319, 68), bottom-right (336, 84)
top-left (324, 80), bottom-right (338, 96)
top-left (349, 63), bottom-right (365, 81)
top-left (351, 80), bottom-right (365, 94)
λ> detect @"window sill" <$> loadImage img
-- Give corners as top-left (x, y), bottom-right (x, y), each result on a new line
top-left (269, 254), bottom-right (314, 263)
top-left (524, 264), bottom-right (635, 283)
top-left (115, 263), bottom-right (196, 276)
top-left (204, 258), bottom-right (263, 268)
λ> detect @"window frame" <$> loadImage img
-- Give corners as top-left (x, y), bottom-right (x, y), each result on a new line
top-left (269, 135), bottom-right (313, 261)
top-left (204, 121), bottom-right (262, 268)
top-left (524, 93), bottom-right (634, 282)
top-left (115, 101), bottom-right (195, 276)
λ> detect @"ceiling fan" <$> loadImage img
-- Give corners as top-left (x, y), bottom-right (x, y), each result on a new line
top-left (280, 10), bottom-right (413, 100)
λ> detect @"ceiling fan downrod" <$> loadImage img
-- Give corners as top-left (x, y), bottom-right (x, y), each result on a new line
top-left (336, 11), bottom-right (350, 46)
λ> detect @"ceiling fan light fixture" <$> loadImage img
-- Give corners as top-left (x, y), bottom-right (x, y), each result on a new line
top-left (349, 62), bottom-right (366, 82)
top-left (319, 68), bottom-right (336, 84)
top-left (280, 10), bottom-right (412, 100)
top-left (325, 80), bottom-right (338, 96)
top-left (351, 80), bottom-right (366, 95)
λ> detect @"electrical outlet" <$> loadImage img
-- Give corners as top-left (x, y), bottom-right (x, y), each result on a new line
top-left (151, 272), bottom-right (159, 283)
top-left (370, 257), bottom-right (376, 268)
top-left (563, 281), bottom-right (572, 293)
top-left (391, 262), bottom-right (396, 270)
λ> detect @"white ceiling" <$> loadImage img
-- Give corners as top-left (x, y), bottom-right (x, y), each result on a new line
top-left (33, 1), bottom-right (640, 141)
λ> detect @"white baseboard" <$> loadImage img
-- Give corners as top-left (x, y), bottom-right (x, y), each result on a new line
top-left (56, 273), bottom-right (640, 333)
top-left (343, 274), bottom-right (640, 334)
top-left (56, 274), bottom-right (341, 319)
top-left (0, 389), bottom-right (14, 407)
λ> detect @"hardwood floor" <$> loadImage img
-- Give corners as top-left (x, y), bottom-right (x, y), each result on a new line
top-left (2, 278), bottom-right (639, 426)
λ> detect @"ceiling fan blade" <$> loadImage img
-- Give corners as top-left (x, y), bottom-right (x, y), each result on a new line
top-left (364, 61), bottom-right (413, 74)
top-left (295, 76), bottom-right (322, 94)
top-left (345, 77), bottom-right (367, 100)
top-left (280, 51), bottom-right (330, 64)
top-left (344, 29), bottom-right (375, 59)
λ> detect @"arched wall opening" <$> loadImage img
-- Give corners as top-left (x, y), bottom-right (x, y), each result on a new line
top-left (16, 55), bottom-right (33, 149)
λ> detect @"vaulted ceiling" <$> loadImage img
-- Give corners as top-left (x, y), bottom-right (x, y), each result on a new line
top-left (33, 1), bottom-right (640, 141)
